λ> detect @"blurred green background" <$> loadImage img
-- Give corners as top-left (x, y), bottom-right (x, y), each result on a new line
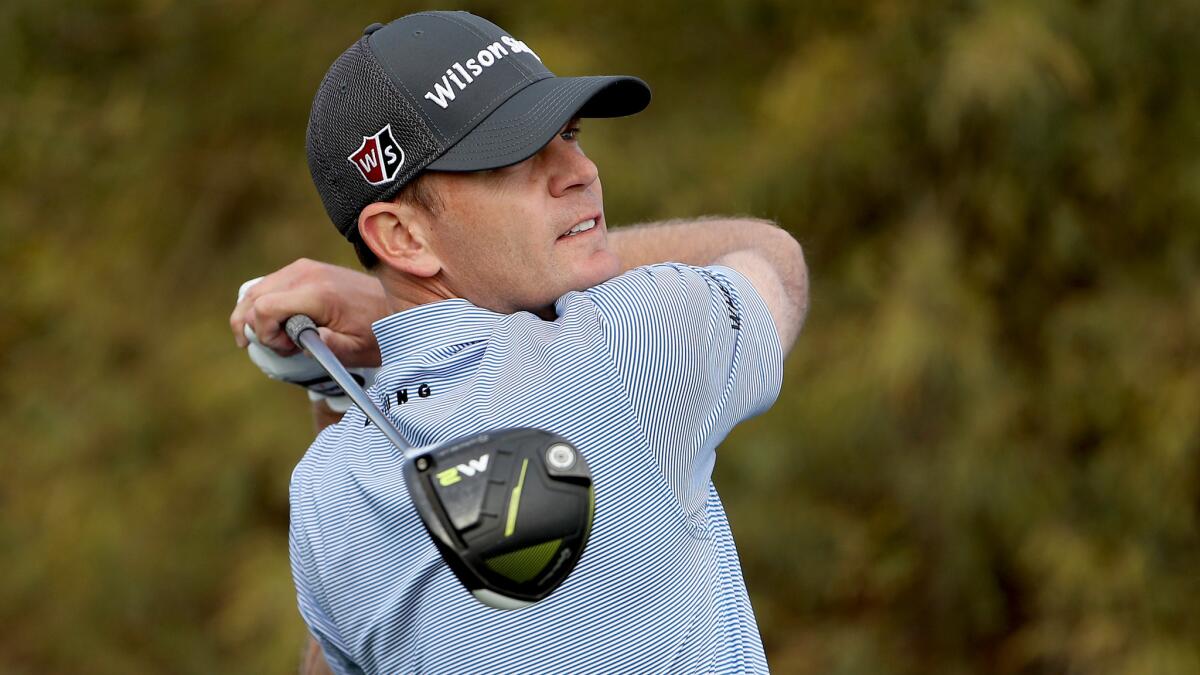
top-left (2, 0), bottom-right (1198, 673)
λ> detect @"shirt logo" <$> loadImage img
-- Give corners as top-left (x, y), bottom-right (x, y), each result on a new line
top-left (423, 35), bottom-right (541, 110)
top-left (347, 124), bottom-right (405, 185)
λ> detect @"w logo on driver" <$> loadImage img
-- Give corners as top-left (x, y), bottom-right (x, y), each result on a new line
top-left (348, 124), bottom-right (405, 185)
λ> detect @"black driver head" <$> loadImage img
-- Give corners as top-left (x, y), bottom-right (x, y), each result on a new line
top-left (402, 428), bottom-right (594, 609)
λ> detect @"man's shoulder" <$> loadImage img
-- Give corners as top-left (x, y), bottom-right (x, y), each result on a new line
top-left (564, 262), bottom-right (755, 326)
top-left (584, 262), bottom-right (749, 298)
top-left (292, 407), bottom-right (380, 497)
top-left (291, 407), bottom-right (421, 559)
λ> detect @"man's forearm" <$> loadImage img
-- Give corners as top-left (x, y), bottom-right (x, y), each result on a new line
top-left (610, 216), bottom-right (794, 271)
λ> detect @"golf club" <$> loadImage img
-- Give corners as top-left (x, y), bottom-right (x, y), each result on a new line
top-left (285, 315), bottom-right (594, 610)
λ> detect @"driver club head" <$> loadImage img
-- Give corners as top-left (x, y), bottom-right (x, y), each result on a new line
top-left (283, 315), bottom-right (594, 610)
top-left (402, 428), bottom-right (594, 610)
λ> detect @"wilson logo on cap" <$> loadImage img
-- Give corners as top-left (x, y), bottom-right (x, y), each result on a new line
top-left (348, 124), bottom-right (405, 185)
top-left (422, 35), bottom-right (541, 110)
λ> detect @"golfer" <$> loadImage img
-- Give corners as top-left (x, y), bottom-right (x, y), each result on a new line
top-left (230, 11), bottom-right (807, 674)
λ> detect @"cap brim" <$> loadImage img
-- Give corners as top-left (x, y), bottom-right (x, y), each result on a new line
top-left (425, 75), bottom-right (650, 172)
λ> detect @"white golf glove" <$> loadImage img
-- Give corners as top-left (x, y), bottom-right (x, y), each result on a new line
top-left (238, 278), bottom-right (377, 413)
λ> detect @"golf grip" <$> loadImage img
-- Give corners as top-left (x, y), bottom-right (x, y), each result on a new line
top-left (285, 314), bottom-right (412, 455)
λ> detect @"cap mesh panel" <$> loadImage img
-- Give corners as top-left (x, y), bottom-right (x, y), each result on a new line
top-left (306, 38), bottom-right (442, 239)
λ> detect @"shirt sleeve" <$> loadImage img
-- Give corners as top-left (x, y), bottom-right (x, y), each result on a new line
top-left (584, 263), bottom-right (784, 525)
top-left (290, 453), bottom-right (365, 675)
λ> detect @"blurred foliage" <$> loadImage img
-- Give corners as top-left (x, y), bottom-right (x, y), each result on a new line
top-left (2, 0), bottom-right (1198, 673)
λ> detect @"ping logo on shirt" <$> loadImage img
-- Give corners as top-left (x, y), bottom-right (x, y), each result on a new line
top-left (718, 280), bottom-right (742, 330)
top-left (348, 124), bottom-right (405, 185)
top-left (435, 454), bottom-right (491, 486)
top-left (423, 35), bottom-right (541, 110)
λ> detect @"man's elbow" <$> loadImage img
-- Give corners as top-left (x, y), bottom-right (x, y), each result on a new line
top-left (761, 222), bottom-right (809, 337)
top-left (721, 217), bottom-right (810, 347)
top-left (785, 233), bottom-right (809, 332)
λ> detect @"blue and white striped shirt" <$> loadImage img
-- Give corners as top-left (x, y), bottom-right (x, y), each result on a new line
top-left (290, 263), bottom-right (783, 674)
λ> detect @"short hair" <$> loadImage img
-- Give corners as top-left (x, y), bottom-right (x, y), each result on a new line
top-left (351, 172), bottom-right (444, 270)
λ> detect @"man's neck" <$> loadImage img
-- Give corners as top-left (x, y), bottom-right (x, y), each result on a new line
top-left (378, 269), bottom-right (559, 320)
top-left (379, 271), bottom-right (457, 315)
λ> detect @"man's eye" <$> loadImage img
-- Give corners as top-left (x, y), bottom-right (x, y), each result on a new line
top-left (560, 126), bottom-right (581, 141)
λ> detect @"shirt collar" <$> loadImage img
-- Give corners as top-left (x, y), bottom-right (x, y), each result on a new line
top-left (372, 299), bottom-right (505, 364)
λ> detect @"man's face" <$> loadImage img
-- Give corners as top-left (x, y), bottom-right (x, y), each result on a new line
top-left (420, 120), bottom-right (620, 318)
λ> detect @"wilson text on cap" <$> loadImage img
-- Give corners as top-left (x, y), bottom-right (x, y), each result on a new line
top-left (424, 35), bottom-right (541, 110)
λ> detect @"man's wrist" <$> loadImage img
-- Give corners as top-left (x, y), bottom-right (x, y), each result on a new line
top-left (311, 397), bottom-right (346, 433)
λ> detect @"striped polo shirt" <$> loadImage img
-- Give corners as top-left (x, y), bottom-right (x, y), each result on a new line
top-left (290, 262), bottom-right (783, 674)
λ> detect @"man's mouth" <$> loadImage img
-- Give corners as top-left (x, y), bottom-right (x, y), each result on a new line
top-left (558, 217), bottom-right (598, 240)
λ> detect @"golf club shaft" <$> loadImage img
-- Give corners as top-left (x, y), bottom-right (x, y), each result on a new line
top-left (285, 315), bottom-right (412, 455)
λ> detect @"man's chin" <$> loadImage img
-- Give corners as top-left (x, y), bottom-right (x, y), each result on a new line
top-left (575, 253), bottom-right (622, 291)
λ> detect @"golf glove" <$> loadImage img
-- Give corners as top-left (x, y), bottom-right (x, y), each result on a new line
top-left (238, 278), bottom-right (377, 413)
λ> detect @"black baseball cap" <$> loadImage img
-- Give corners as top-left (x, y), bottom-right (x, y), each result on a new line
top-left (306, 11), bottom-right (651, 241)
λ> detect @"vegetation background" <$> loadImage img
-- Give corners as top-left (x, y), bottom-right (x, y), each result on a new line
top-left (2, 0), bottom-right (1197, 673)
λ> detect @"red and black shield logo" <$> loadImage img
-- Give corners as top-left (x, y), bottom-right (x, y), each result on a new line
top-left (348, 124), bottom-right (405, 185)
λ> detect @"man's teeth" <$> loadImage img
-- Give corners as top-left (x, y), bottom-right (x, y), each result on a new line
top-left (565, 218), bottom-right (596, 236)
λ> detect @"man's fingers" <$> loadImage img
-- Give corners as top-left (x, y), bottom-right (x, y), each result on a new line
top-left (251, 290), bottom-right (325, 355)
top-left (231, 277), bottom-right (269, 348)
top-left (231, 259), bottom-right (383, 358)
top-left (231, 310), bottom-right (249, 348)
top-left (230, 294), bottom-right (251, 348)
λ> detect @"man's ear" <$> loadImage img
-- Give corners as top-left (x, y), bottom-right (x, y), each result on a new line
top-left (358, 200), bottom-right (442, 277)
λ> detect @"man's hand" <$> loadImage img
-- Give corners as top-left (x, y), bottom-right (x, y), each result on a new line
top-left (230, 258), bottom-right (389, 367)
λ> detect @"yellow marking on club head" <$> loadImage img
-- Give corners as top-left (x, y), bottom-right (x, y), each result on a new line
top-left (505, 459), bottom-right (530, 537)
top-left (436, 467), bottom-right (461, 486)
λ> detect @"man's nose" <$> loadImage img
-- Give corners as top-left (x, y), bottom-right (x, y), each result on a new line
top-left (544, 138), bottom-right (598, 197)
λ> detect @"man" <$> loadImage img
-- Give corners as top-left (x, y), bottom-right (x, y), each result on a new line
top-left (230, 11), bottom-right (807, 674)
